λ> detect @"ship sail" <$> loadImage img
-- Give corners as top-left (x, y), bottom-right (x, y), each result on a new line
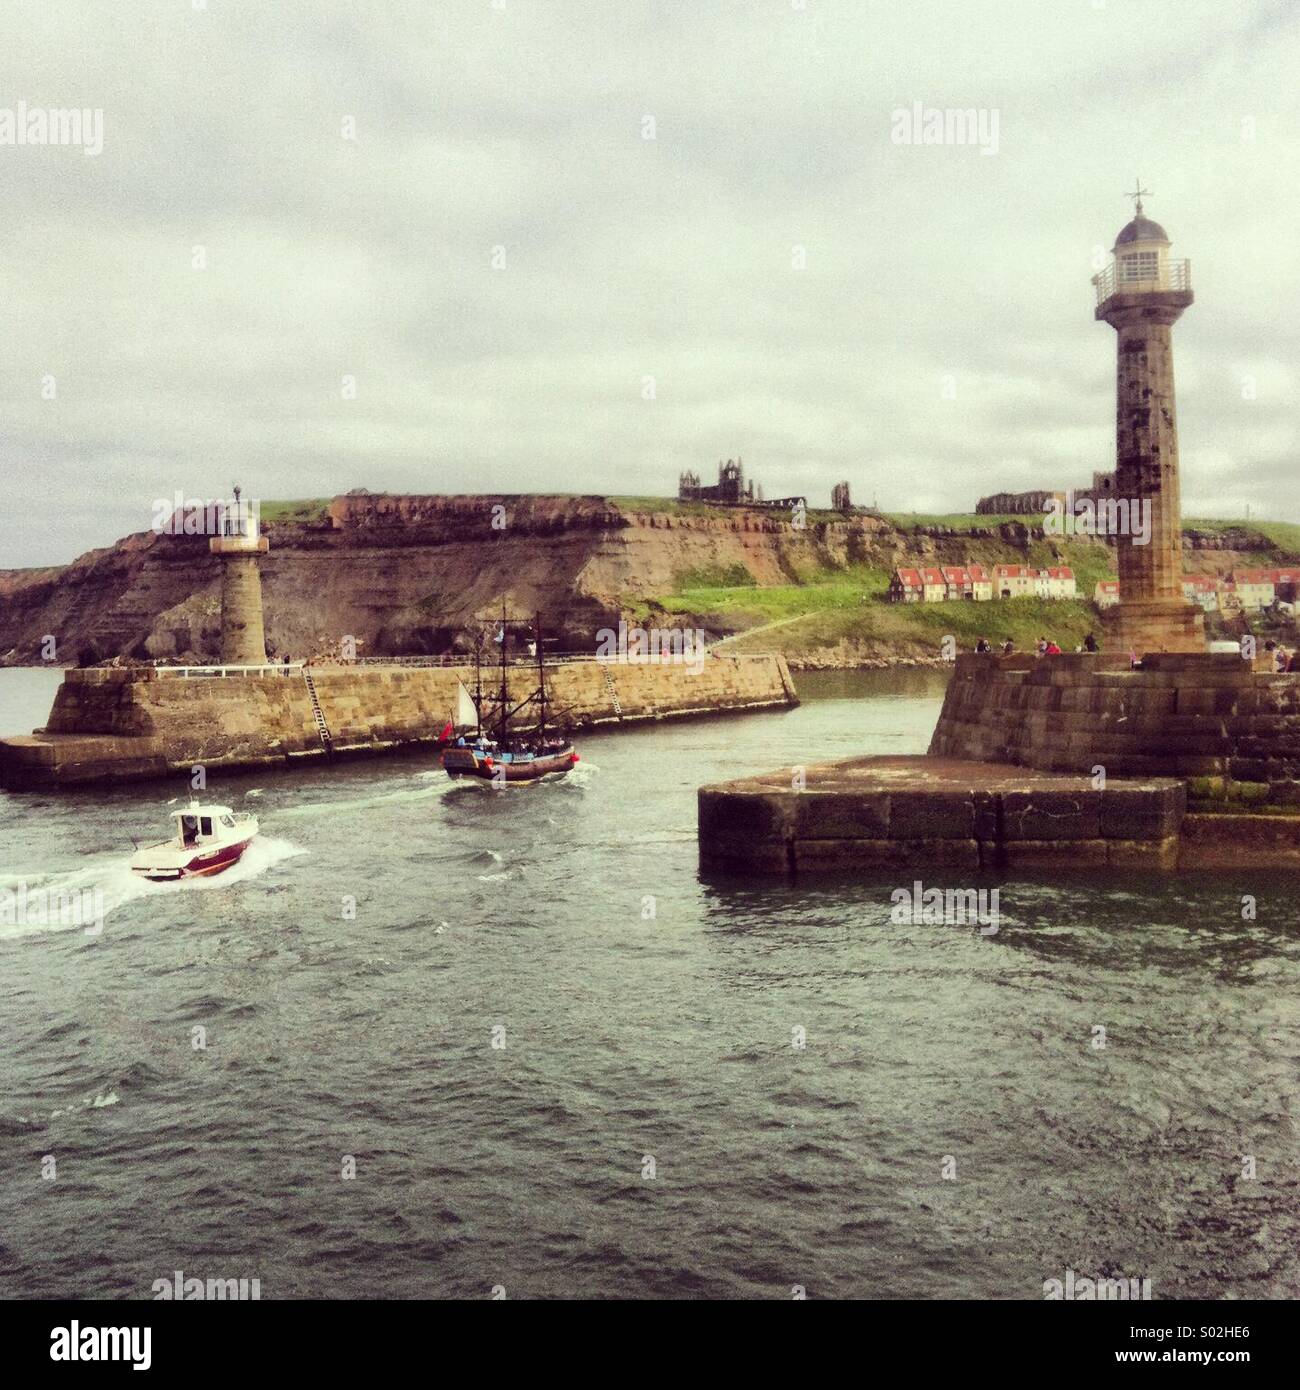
top-left (455, 680), bottom-right (477, 729)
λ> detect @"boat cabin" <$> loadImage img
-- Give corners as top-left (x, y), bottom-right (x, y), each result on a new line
top-left (173, 804), bottom-right (238, 846)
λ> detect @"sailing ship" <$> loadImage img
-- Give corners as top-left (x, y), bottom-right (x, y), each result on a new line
top-left (441, 612), bottom-right (579, 782)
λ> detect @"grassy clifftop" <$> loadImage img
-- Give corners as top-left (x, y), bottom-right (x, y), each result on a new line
top-left (190, 496), bottom-right (1300, 668)
top-left (641, 514), bottom-right (1300, 668)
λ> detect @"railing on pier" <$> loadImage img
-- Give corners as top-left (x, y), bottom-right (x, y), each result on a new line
top-left (1093, 258), bottom-right (1191, 305)
top-left (156, 663), bottom-right (304, 679)
top-left (350, 651), bottom-right (778, 667)
top-left (147, 651), bottom-right (781, 679)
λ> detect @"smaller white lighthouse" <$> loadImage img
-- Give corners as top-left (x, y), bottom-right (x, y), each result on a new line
top-left (209, 486), bottom-right (270, 665)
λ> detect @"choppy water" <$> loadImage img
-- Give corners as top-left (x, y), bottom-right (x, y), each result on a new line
top-left (1, 666), bottom-right (1298, 1299)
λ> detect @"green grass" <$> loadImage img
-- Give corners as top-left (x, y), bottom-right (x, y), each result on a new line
top-left (882, 512), bottom-right (1026, 531)
top-left (661, 565), bottom-right (892, 622)
top-left (656, 551), bottom-right (1105, 659)
top-left (259, 498), bottom-right (332, 523)
top-left (1184, 517), bottom-right (1300, 557)
top-left (673, 563), bottom-right (757, 590)
top-left (610, 495), bottom-right (730, 519)
top-left (706, 592), bottom-right (1104, 659)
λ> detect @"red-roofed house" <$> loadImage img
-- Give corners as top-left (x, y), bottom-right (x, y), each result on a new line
top-left (1094, 580), bottom-right (1120, 609)
top-left (994, 564), bottom-right (1036, 599)
top-left (941, 565), bottom-right (973, 601)
top-left (889, 567), bottom-right (925, 603)
top-left (967, 563), bottom-right (993, 601)
top-left (1035, 566), bottom-right (1077, 600)
top-left (1181, 576), bottom-right (1219, 611)
top-left (1229, 571), bottom-right (1275, 610)
top-left (920, 567), bottom-right (947, 603)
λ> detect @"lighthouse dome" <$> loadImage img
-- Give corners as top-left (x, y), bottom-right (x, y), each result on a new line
top-left (1115, 214), bottom-right (1168, 246)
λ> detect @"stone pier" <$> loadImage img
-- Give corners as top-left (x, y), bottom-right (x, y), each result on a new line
top-left (700, 653), bottom-right (1300, 876)
top-left (699, 757), bottom-right (1191, 875)
top-left (0, 653), bottom-right (798, 789)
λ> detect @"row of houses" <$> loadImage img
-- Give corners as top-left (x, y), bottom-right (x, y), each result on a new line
top-left (1095, 569), bottom-right (1299, 614)
top-left (889, 565), bottom-right (1078, 603)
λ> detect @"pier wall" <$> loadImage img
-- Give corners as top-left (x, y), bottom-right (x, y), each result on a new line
top-left (0, 654), bottom-right (796, 788)
top-left (930, 653), bottom-right (1300, 801)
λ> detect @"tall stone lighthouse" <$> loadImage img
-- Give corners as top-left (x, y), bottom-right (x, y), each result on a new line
top-left (210, 486), bottom-right (269, 665)
top-left (1094, 186), bottom-right (1204, 654)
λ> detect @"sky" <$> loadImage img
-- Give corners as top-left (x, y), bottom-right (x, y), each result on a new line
top-left (2, 0), bottom-right (1298, 568)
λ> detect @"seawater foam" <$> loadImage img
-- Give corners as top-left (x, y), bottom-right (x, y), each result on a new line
top-left (277, 778), bottom-right (460, 817)
top-left (0, 837), bottom-right (305, 941)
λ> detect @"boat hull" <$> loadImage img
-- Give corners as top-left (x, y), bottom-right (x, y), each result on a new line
top-left (130, 837), bottom-right (255, 882)
top-left (442, 746), bottom-right (577, 782)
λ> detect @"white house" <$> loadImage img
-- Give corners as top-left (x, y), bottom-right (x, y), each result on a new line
top-left (1181, 576), bottom-right (1219, 612)
top-left (994, 564), bottom-right (1037, 599)
top-left (1229, 573), bottom-right (1275, 610)
top-left (920, 567), bottom-right (947, 603)
top-left (1035, 566), bottom-right (1077, 600)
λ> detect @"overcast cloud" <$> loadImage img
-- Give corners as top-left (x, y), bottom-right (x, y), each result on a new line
top-left (1, 0), bottom-right (1298, 567)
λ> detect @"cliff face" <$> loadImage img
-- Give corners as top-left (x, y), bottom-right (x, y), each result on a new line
top-left (0, 493), bottom-right (1285, 666)
top-left (0, 495), bottom-right (857, 663)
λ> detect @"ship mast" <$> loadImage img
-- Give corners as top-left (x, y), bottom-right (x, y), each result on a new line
top-left (496, 600), bottom-right (510, 743)
top-left (535, 613), bottom-right (547, 741)
top-left (472, 630), bottom-right (484, 737)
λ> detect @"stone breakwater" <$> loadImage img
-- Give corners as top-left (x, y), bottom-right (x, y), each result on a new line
top-left (0, 654), bottom-right (797, 788)
top-left (698, 754), bottom-right (1300, 876)
top-left (700, 757), bottom-right (1191, 875)
top-left (930, 652), bottom-right (1300, 802)
top-left (699, 651), bottom-right (1300, 877)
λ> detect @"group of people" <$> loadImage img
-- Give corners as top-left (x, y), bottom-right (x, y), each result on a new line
top-left (971, 633), bottom-right (1298, 670)
top-left (972, 633), bottom-right (1098, 657)
top-left (1264, 640), bottom-right (1298, 673)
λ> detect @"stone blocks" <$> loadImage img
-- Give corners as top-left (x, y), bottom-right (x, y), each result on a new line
top-left (698, 755), bottom-right (1189, 877)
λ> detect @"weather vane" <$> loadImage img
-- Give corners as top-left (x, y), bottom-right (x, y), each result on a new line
top-left (1126, 178), bottom-right (1151, 216)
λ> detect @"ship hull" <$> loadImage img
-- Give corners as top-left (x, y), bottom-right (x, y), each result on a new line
top-left (130, 836), bottom-right (255, 882)
top-left (441, 746), bottom-right (577, 782)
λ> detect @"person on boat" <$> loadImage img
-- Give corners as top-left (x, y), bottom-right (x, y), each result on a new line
top-left (1083, 632), bottom-right (1099, 653)
top-left (974, 637), bottom-right (991, 654)
top-left (1001, 639), bottom-right (1015, 655)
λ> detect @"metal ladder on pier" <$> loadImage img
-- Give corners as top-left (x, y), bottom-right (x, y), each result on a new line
top-left (302, 669), bottom-right (334, 754)
top-left (598, 662), bottom-right (624, 719)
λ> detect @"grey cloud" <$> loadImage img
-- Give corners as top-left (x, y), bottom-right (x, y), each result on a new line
top-left (1, 0), bottom-right (1298, 568)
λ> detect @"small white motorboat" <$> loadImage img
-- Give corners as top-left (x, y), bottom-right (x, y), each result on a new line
top-left (130, 801), bottom-right (259, 882)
